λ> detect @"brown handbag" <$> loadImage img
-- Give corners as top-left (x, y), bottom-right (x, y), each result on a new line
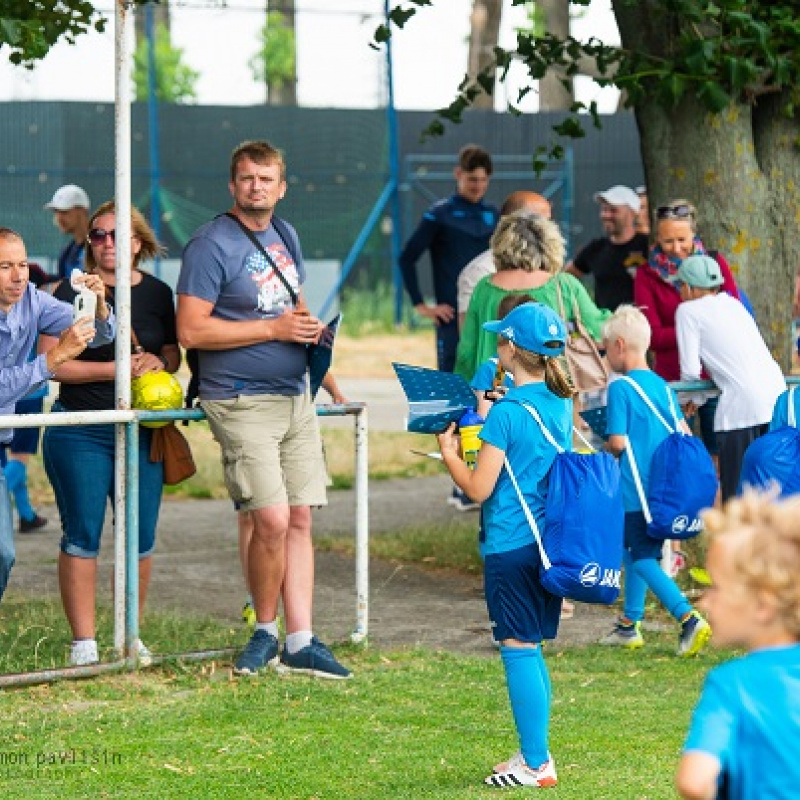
top-left (150, 422), bottom-right (197, 486)
top-left (554, 275), bottom-right (609, 393)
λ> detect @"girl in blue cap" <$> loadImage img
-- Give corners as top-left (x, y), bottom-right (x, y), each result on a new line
top-left (437, 301), bottom-right (574, 789)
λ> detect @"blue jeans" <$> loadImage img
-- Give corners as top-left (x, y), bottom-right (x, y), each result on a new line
top-left (0, 471), bottom-right (16, 604)
top-left (43, 408), bottom-right (163, 558)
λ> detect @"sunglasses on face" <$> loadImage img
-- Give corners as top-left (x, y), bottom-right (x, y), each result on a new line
top-left (87, 227), bottom-right (116, 245)
top-left (656, 204), bottom-right (693, 220)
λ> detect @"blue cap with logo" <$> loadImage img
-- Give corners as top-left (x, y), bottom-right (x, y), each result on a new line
top-left (483, 302), bottom-right (566, 356)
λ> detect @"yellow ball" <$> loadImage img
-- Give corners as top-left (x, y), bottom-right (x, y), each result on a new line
top-left (131, 372), bottom-right (184, 428)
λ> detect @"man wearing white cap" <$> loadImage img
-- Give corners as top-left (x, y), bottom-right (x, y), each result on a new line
top-left (565, 184), bottom-right (649, 310)
top-left (44, 184), bottom-right (91, 279)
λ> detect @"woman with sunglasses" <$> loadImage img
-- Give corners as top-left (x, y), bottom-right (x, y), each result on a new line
top-left (634, 200), bottom-right (740, 551)
top-left (40, 201), bottom-right (180, 667)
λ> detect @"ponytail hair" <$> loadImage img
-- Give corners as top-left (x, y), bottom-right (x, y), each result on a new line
top-left (511, 345), bottom-right (576, 399)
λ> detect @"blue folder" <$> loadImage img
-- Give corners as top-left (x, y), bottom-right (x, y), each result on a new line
top-left (309, 314), bottom-right (341, 399)
top-left (393, 363), bottom-right (477, 434)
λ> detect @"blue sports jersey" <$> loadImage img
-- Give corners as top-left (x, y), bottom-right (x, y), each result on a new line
top-left (479, 382), bottom-right (572, 557)
top-left (684, 644), bottom-right (800, 799)
top-left (399, 194), bottom-right (499, 309)
top-left (470, 357), bottom-right (514, 393)
top-left (606, 370), bottom-right (685, 512)
top-left (769, 388), bottom-right (798, 431)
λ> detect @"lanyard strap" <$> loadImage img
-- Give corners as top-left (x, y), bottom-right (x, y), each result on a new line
top-left (224, 212), bottom-right (299, 306)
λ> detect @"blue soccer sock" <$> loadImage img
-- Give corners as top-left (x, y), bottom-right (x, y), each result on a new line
top-left (500, 645), bottom-right (549, 769)
top-left (534, 645), bottom-right (551, 707)
top-left (622, 549), bottom-right (648, 623)
top-left (633, 557), bottom-right (692, 621)
top-left (3, 460), bottom-right (34, 521)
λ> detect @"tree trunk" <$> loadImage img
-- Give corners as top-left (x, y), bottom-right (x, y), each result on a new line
top-left (267, 0), bottom-right (297, 106)
top-left (614, 0), bottom-right (800, 368)
top-left (539, 0), bottom-right (572, 111)
top-left (468, 0), bottom-right (502, 110)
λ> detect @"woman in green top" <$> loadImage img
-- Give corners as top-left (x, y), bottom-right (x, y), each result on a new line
top-left (455, 211), bottom-right (612, 382)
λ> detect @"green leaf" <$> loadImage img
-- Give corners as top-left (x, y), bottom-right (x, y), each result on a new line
top-left (697, 80), bottom-right (731, 113)
top-left (552, 117), bottom-right (586, 139)
top-left (388, 7), bottom-right (416, 28)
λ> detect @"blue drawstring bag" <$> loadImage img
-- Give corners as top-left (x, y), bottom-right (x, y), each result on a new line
top-left (623, 377), bottom-right (718, 540)
top-left (739, 388), bottom-right (800, 497)
top-left (506, 403), bottom-right (624, 604)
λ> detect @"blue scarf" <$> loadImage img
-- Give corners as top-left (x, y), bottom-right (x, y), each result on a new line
top-left (647, 238), bottom-right (707, 288)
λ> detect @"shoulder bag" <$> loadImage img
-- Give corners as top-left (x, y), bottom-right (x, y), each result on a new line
top-left (554, 274), bottom-right (609, 393)
top-left (130, 328), bottom-right (197, 486)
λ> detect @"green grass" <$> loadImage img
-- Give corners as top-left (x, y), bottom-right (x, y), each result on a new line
top-left (0, 610), bottom-right (731, 799)
top-left (0, 597), bottom-right (242, 675)
top-left (340, 281), bottom-right (424, 336)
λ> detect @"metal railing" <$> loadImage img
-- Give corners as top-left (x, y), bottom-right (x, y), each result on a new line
top-left (0, 401), bottom-right (369, 688)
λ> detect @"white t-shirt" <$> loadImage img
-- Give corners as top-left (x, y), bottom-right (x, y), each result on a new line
top-left (457, 249), bottom-right (494, 314)
top-left (676, 293), bottom-right (786, 431)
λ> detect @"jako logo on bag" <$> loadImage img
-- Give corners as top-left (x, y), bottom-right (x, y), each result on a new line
top-left (579, 563), bottom-right (600, 587)
top-left (600, 569), bottom-right (621, 588)
top-left (671, 516), bottom-right (703, 536)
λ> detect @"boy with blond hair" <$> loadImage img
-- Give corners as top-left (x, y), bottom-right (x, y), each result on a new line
top-left (600, 305), bottom-right (710, 655)
top-left (677, 492), bottom-right (800, 799)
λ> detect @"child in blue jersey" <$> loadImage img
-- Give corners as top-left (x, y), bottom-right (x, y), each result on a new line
top-left (437, 302), bottom-right (573, 789)
top-left (677, 492), bottom-right (800, 800)
top-left (600, 305), bottom-right (711, 655)
top-left (769, 385), bottom-right (798, 431)
top-left (470, 294), bottom-right (531, 418)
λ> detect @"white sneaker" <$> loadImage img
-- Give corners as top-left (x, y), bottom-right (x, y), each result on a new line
top-left (134, 639), bottom-right (153, 667)
top-left (485, 756), bottom-right (557, 789)
top-left (70, 639), bottom-right (99, 666)
top-left (493, 750), bottom-right (524, 774)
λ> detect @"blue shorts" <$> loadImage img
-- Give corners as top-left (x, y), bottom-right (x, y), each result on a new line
top-left (624, 511), bottom-right (663, 562)
top-left (484, 543), bottom-right (562, 643)
top-left (10, 395), bottom-right (45, 455)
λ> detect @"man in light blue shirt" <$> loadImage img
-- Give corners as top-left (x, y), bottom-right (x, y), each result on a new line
top-left (0, 228), bottom-right (115, 604)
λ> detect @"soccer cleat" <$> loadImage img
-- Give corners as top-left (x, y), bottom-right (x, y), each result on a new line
top-left (279, 637), bottom-right (352, 680)
top-left (19, 514), bottom-right (48, 533)
top-left (678, 611), bottom-right (711, 657)
top-left (493, 750), bottom-right (524, 774)
top-left (598, 620), bottom-right (644, 648)
top-left (241, 600), bottom-right (256, 627)
top-left (485, 756), bottom-right (557, 789)
top-left (70, 638), bottom-right (99, 666)
top-left (233, 630), bottom-right (279, 676)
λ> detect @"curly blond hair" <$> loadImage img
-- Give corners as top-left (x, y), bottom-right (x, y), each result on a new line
top-left (491, 210), bottom-right (565, 274)
top-left (703, 492), bottom-right (800, 638)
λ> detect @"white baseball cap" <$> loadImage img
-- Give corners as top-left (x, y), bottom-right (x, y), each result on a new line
top-left (44, 184), bottom-right (91, 211)
top-left (593, 185), bottom-right (640, 213)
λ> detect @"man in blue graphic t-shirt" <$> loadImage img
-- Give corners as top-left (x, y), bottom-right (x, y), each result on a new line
top-left (177, 140), bottom-right (351, 681)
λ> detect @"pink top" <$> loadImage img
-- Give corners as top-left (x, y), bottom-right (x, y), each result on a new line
top-left (634, 251), bottom-right (740, 381)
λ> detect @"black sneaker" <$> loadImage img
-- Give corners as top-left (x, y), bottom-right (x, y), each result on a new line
top-left (279, 637), bottom-right (352, 680)
top-left (232, 630), bottom-right (279, 676)
top-left (19, 514), bottom-right (48, 533)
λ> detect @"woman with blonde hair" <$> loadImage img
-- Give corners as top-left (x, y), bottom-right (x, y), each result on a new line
top-left (455, 210), bottom-right (610, 382)
top-left (41, 200), bottom-right (180, 667)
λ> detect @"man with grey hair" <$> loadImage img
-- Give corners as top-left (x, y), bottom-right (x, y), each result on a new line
top-left (565, 184), bottom-right (648, 311)
top-left (45, 184), bottom-right (91, 279)
top-left (0, 227), bottom-right (115, 605)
